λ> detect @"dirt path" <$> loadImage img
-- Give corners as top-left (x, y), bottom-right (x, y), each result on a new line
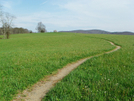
top-left (13, 41), bottom-right (121, 101)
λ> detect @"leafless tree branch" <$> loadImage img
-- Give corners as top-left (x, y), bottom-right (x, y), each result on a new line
top-left (0, 6), bottom-right (15, 39)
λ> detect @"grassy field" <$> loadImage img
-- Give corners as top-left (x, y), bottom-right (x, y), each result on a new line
top-left (43, 34), bottom-right (134, 101)
top-left (0, 33), bottom-right (115, 101)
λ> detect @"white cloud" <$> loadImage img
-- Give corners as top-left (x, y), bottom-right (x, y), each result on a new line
top-left (11, 0), bottom-right (134, 32)
top-left (58, 0), bottom-right (131, 16)
top-left (0, 0), bottom-right (22, 11)
top-left (54, 0), bottom-right (134, 31)
top-left (41, 0), bottom-right (48, 5)
top-left (1, 1), bottom-right (12, 9)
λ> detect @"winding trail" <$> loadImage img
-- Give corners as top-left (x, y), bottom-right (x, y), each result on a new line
top-left (13, 41), bottom-right (121, 101)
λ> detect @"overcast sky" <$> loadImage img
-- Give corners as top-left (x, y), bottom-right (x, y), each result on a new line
top-left (0, 0), bottom-right (134, 32)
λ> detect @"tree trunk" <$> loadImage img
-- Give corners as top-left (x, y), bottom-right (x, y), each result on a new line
top-left (6, 31), bottom-right (10, 39)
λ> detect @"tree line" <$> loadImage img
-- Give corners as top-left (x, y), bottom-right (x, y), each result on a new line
top-left (0, 5), bottom-right (34, 39)
top-left (0, 27), bottom-right (32, 35)
top-left (0, 5), bottom-right (47, 39)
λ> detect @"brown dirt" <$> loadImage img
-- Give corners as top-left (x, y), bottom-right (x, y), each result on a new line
top-left (13, 41), bottom-right (121, 101)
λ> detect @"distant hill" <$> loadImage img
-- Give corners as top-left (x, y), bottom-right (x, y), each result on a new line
top-left (110, 32), bottom-right (134, 35)
top-left (59, 29), bottom-right (134, 35)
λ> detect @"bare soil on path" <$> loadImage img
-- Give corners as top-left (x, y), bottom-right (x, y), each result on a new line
top-left (13, 41), bottom-right (121, 101)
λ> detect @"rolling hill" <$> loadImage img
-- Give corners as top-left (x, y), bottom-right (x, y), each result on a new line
top-left (60, 29), bottom-right (134, 35)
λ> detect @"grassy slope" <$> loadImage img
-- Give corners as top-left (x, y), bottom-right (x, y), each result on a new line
top-left (0, 33), bottom-right (114, 101)
top-left (43, 34), bottom-right (134, 101)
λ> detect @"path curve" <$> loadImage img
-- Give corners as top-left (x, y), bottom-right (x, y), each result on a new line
top-left (13, 41), bottom-right (121, 101)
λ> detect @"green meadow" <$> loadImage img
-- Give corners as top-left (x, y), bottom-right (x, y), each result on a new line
top-left (43, 34), bottom-right (134, 101)
top-left (0, 33), bottom-right (116, 101)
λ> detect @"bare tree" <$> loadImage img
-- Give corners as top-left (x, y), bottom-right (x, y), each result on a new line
top-left (0, 12), bottom-right (15, 39)
top-left (0, 5), bottom-right (15, 39)
top-left (36, 22), bottom-right (46, 33)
